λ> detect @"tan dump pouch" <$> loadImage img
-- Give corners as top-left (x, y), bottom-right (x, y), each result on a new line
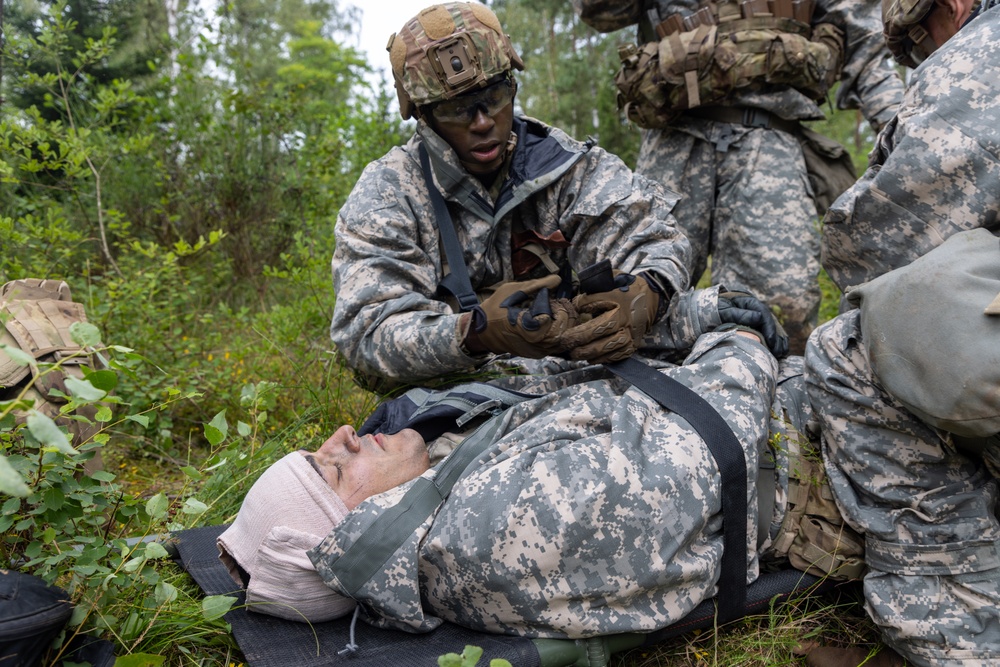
top-left (771, 440), bottom-right (865, 581)
top-left (797, 125), bottom-right (858, 216)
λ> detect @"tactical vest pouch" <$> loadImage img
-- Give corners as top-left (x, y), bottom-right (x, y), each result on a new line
top-left (615, 18), bottom-right (845, 128)
top-left (770, 440), bottom-right (865, 580)
top-left (797, 124), bottom-right (857, 216)
top-left (0, 279), bottom-right (102, 450)
top-left (758, 21), bottom-right (844, 98)
top-left (575, 0), bottom-right (643, 33)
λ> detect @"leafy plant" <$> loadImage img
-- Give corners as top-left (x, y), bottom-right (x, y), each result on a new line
top-left (438, 644), bottom-right (513, 667)
top-left (0, 316), bottom-right (300, 664)
top-left (0, 321), bottom-right (211, 661)
top-left (0, 0), bottom-right (156, 278)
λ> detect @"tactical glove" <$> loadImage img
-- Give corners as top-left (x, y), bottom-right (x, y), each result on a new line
top-left (464, 275), bottom-right (577, 358)
top-left (717, 291), bottom-right (789, 358)
top-left (562, 271), bottom-right (661, 364)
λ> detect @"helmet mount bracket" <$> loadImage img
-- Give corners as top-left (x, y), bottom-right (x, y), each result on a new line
top-left (432, 36), bottom-right (479, 88)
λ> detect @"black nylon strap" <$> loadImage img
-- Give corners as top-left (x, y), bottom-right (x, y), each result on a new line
top-left (690, 104), bottom-right (802, 136)
top-left (605, 357), bottom-right (748, 624)
top-left (419, 144), bottom-right (480, 312)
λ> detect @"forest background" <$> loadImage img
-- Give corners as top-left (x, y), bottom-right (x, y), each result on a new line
top-left (0, 0), bottom-right (884, 664)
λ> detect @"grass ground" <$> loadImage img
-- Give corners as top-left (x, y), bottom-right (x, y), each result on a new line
top-left (611, 586), bottom-right (887, 666)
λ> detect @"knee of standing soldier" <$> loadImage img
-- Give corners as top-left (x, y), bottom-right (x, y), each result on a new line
top-left (864, 570), bottom-right (1000, 667)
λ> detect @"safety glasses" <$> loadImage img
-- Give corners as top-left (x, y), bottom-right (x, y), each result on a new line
top-left (428, 77), bottom-right (515, 126)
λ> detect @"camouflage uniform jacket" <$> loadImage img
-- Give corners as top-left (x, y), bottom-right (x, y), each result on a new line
top-left (330, 115), bottom-right (691, 388)
top-left (822, 2), bottom-right (1000, 292)
top-left (577, 0), bottom-right (902, 127)
top-left (310, 330), bottom-right (783, 637)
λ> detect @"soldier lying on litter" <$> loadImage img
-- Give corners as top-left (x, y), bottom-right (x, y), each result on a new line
top-left (218, 316), bottom-right (860, 640)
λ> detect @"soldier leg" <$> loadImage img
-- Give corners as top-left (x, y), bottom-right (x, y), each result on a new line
top-left (714, 127), bottom-right (820, 355)
top-left (805, 312), bottom-right (1000, 667)
top-left (636, 127), bottom-right (715, 285)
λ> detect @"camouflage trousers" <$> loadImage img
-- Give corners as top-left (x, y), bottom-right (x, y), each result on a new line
top-left (636, 121), bottom-right (821, 355)
top-left (805, 311), bottom-right (1000, 666)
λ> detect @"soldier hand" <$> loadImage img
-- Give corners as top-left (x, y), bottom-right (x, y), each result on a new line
top-left (562, 272), bottom-right (661, 364)
top-left (464, 275), bottom-right (578, 358)
top-left (717, 291), bottom-right (789, 358)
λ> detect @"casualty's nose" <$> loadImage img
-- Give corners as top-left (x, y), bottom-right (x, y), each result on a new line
top-left (343, 425), bottom-right (362, 452)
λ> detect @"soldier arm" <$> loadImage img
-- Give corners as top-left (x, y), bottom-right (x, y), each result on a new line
top-left (822, 39), bottom-right (1000, 290)
top-left (556, 144), bottom-right (692, 303)
top-left (330, 160), bottom-right (479, 387)
top-left (645, 286), bottom-right (724, 355)
top-left (820, 0), bottom-right (905, 131)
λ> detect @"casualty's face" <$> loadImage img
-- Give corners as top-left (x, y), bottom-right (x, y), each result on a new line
top-left (300, 425), bottom-right (429, 510)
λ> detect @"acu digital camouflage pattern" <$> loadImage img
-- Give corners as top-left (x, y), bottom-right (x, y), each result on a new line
top-left (822, 2), bottom-right (1000, 293)
top-left (576, 0), bottom-right (902, 130)
top-left (578, 0), bottom-right (904, 356)
top-left (473, 284), bottom-right (783, 397)
top-left (311, 330), bottom-right (786, 637)
top-left (806, 310), bottom-right (1000, 666)
top-left (463, 285), bottom-right (767, 399)
top-left (330, 116), bottom-right (691, 390)
top-left (388, 2), bottom-right (523, 114)
top-left (637, 123), bottom-right (823, 355)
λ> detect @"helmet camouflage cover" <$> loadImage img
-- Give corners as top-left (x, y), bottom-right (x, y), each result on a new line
top-left (388, 2), bottom-right (524, 119)
top-left (881, 0), bottom-right (938, 67)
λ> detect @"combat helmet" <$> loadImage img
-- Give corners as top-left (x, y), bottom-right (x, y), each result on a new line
top-left (387, 2), bottom-right (524, 120)
top-left (882, 0), bottom-right (939, 67)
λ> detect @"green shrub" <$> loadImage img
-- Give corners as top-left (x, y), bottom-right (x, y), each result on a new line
top-left (0, 320), bottom-right (218, 661)
top-left (0, 317), bottom-right (321, 663)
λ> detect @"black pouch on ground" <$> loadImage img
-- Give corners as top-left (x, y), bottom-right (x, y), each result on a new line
top-left (0, 569), bottom-right (72, 667)
top-left (0, 570), bottom-right (115, 667)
